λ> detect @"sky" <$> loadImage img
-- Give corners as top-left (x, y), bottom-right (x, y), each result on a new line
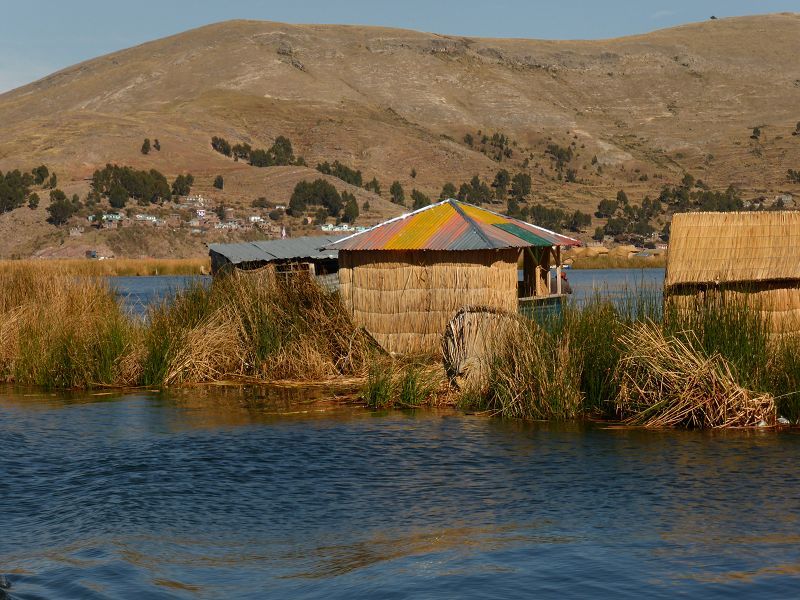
top-left (0, 0), bottom-right (796, 92)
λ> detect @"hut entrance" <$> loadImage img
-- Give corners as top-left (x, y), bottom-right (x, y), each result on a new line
top-left (519, 246), bottom-right (563, 299)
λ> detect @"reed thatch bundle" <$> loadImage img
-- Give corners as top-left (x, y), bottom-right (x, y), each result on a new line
top-left (442, 306), bottom-right (522, 392)
top-left (339, 249), bottom-right (519, 355)
top-left (666, 211), bottom-right (800, 336)
top-left (615, 322), bottom-right (776, 428)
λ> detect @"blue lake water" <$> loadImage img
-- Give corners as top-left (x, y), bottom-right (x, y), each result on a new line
top-left (107, 269), bottom-right (666, 315)
top-left (2, 390), bottom-right (800, 599)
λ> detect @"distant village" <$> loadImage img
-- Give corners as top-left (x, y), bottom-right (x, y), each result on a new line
top-left (69, 194), bottom-right (370, 239)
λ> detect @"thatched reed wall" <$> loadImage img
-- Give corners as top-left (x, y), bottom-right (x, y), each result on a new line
top-left (666, 211), bottom-right (800, 336)
top-left (666, 211), bottom-right (800, 287)
top-left (339, 249), bottom-right (518, 354)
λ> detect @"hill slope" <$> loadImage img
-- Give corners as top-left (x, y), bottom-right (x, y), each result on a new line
top-left (1, 14), bottom-right (799, 257)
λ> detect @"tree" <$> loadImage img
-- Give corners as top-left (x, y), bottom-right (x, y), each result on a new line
top-left (439, 182), bottom-right (457, 200)
top-left (750, 127), bottom-right (761, 140)
top-left (390, 181), bottom-right (405, 205)
top-left (0, 170), bottom-right (30, 213)
top-left (46, 189), bottom-right (76, 225)
top-left (616, 190), bottom-right (629, 205)
top-left (233, 143), bottom-right (251, 160)
top-left (592, 227), bottom-right (605, 241)
top-left (317, 161), bottom-right (362, 186)
top-left (680, 173), bottom-right (695, 189)
top-left (27, 193), bottom-right (39, 210)
top-left (270, 136), bottom-right (295, 165)
top-left (153, 139), bottom-right (161, 151)
top-left (492, 169), bottom-right (510, 200)
top-left (595, 199), bottom-right (618, 218)
top-left (314, 207), bottom-right (328, 225)
top-left (362, 200), bottom-right (370, 212)
top-left (510, 173), bottom-right (531, 200)
top-left (411, 189), bottom-right (430, 210)
top-left (604, 216), bottom-right (627, 236)
top-left (410, 168), bottom-right (417, 179)
top-left (252, 197), bottom-right (269, 208)
top-left (141, 138), bottom-right (151, 155)
top-left (342, 192), bottom-right (360, 223)
top-left (91, 208), bottom-right (105, 227)
top-left (566, 210), bottom-right (591, 232)
top-left (211, 136), bottom-right (232, 156)
top-left (213, 175), bottom-right (224, 190)
top-left (214, 204), bottom-right (226, 220)
top-left (506, 197), bottom-right (523, 219)
top-left (172, 174), bottom-right (194, 197)
top-left (464, 133), bottom-right (474, 147)
top-left (47, 173), bottom-right (57, 189)
top-left (288, 179), bottom-right (343, 217)
top-left (31, 165), bottom-right (49, 185)
top-left (364, 177), bottom-right (381, 195)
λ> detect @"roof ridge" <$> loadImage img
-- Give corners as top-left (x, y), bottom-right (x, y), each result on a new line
top-left (449, 199), bottom-right (501, 249)
top-left (322, 199), bottom-right (449, 248)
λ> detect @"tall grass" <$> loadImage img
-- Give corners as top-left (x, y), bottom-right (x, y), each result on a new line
top-left (3, 264), bottom-right (800, 429)
top-left (140, 269), bottom-right (376, 386)
top-left (0, 258), bottom-right (209, 277)
top-left (453, 286), bottom-right (800, 426)
top-left (0, 266), bottom-right (373, 389)
top-left (363, 357), bottom-right (446, 409)
top-left (0, 266), bottom-right (135, 388)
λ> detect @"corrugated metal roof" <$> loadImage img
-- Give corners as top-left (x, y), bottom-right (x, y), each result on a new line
top-left (209, 235), bottom-right (345, 265)
top-left (324, 199), bottom-right (581, 251)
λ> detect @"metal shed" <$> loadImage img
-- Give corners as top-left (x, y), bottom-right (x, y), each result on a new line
top-left (209, 236), bottom-right (345, 283)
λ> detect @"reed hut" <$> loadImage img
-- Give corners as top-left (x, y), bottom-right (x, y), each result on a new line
top-left (209, 236), bottom-right (344, 288)
top-left (323, 199), bottom-right (580, 354)
top-left (665, 211), bottom-right (800, 335)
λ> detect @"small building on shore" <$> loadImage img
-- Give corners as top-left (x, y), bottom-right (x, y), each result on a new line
top-left (665, 211), bottom-right (800, 335)
top-left (209, 235), bottom-right (345, 287)
top-left (323, 199), bottom-right (580, 354)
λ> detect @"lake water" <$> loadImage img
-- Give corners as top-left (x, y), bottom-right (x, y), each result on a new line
top-left (2, 389), bottom-right (800, 599)
top-left (107, 269), bottom-right (666, 315)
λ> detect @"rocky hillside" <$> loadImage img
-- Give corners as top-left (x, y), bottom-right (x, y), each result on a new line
top-left (0, 14), bottom-right (799, 257)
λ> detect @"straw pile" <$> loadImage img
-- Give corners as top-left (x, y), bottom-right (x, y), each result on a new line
top-left (666, 211), bottom-right (800, 336)
top-left (339, 249), bottom-right (519, 355)
top-left (442, 306), bottom-right (521, 392)
top-left (615, 322), bottom-right (776, 428)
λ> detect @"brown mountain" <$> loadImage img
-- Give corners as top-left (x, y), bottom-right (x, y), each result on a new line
top-left (1, 13), bottom-right (799, 257)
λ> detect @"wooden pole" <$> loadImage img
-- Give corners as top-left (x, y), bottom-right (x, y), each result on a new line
top-left (556, 246), bottom-right (562, 295)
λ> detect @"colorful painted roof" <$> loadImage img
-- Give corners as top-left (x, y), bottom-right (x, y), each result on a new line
top-left (323, 199), bottom-right (581, 251)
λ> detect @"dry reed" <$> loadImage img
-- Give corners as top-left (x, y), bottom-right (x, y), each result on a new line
top-left (570, 255), bottom-right (666, 270)
top-left (0, 258), bottom-right (209, 277)
top-left (615, 322), bottom-right (776, 428)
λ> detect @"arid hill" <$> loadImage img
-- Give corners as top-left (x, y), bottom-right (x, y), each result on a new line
top-left (1, 14), bottom-right (799, 257)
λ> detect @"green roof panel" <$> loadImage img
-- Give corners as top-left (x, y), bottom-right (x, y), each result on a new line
top-left (493, 223), bottom-right (554, 247)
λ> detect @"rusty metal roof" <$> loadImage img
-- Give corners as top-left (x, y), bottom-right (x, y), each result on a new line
top-left (324, 199), bottom-right (580, 251)
top-left (209, 235), bottom-right (344, 265)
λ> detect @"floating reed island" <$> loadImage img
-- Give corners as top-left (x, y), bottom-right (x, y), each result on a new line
top-left (2, 207), bottom-right (800, 429)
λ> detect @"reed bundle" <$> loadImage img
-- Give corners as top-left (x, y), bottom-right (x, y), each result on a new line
top-left (340, 249), bottom-right (518, 355)
top-left (615, 322), bottom-right (776, 428)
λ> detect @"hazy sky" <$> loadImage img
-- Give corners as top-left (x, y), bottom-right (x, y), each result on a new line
top-left (0, 1), bottom-right (796, 92)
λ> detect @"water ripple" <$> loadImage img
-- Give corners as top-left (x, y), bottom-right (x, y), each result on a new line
top-left (2, 389), bottom-right (800, 598)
